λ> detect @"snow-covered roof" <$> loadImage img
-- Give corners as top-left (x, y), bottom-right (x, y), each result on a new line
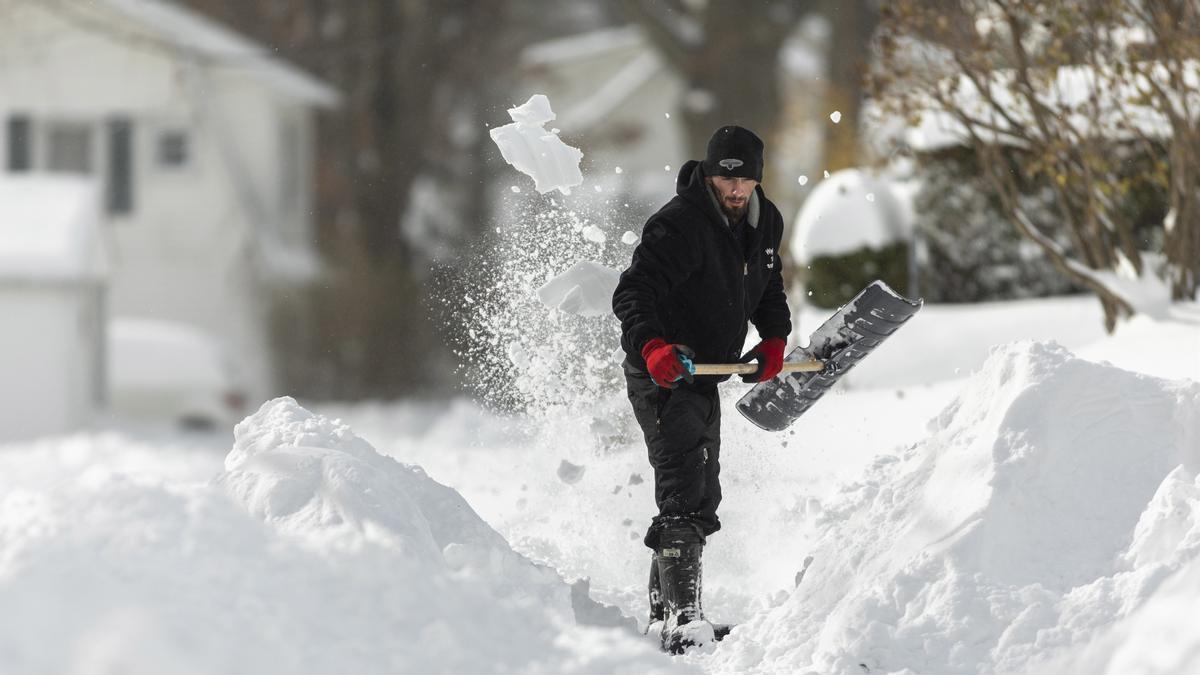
top-left (96, 0), bottom-right (339, 108)
top-left (0, 176), bottom-right (106, 283)
top-left (558, 51), bottom-right (663, 132)
top-left (523, 23), bottom-right (823, 77)
top-left (521, 26), bottom-right (645, 67)
top-left (520, 24), bottom-right (822, 133)
top-left (790, 169), bottom-right (913, 263)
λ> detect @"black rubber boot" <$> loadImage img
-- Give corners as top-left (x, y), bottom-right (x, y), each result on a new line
top-left (649, 553), bottom-right (664, 622)
top-left (646, 553), bottom-right (665, 634)
top-left (656, 525), bottom-right (714, 654)
top-left (649, 550), bottom-right (732, 642)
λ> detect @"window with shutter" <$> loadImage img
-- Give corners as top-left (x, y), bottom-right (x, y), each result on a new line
top-left (158, 130), bottom-right (189, 168)
top-left (46, 122), bottom-right (93, 174)
top-left (7, 115), bottom-right (32, 172)
top-left (107, 118), bottom-right (134, 215)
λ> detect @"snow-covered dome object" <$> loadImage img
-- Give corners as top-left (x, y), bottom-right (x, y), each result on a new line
top-left (790, 169), bottom-right (912, 265)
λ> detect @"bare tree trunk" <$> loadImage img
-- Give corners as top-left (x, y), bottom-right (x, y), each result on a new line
top-left (976, 144), bottom-right (1134, 331)
top-left (1164, 123), bottom-right (1200, 301)
top-left (181, 0), bottom-right (523, 398)
top-left (617, 1), bottom-right (809, 160)
top-left (822, 0), bottom-right (877, 171)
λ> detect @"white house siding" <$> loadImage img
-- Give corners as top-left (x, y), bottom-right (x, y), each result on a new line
top-left (0, 2), bottom-right (330, 403)
top-left (0, 174), bottom-right (106, 442)
top-left (517, 26), bottom-right (824, 222)
top-left (521, 30), bottom-right (685, 208)
top-left (0, 288), bottom-right (102, 440)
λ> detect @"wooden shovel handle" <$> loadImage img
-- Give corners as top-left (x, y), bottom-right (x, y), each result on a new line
top-left (691, 359), bottom-right (824, 376)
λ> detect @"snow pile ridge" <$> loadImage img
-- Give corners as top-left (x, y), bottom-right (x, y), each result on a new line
top-left (0, 398), bottom-right (675, 675)
top-left (709, 341), bottom-right (1200, 675)
top-left (1124, 467), bottom-right (1200, 570)
top-left (221, 397), bottom-right (533, 571)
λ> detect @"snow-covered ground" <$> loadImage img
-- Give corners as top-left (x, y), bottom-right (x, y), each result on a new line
top-left (2, 294), bottom-right (1196, 674)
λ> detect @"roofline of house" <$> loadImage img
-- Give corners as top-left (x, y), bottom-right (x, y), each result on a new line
top-left (66, 0), bottom-right (340, 108)
top-left (521, 25), bottom-right (644, 67)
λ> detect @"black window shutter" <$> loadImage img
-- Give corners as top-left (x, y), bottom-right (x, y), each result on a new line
top-left (107, 117), bottom-right (134, 214)
top-left (7, 115), bottom-right (32, 171)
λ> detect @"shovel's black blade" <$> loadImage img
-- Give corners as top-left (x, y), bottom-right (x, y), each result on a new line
top-left (736, 280), bottom-right (922, 432)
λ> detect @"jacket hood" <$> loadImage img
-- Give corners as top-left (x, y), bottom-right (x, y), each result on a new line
top-left (675, 160), bottom-right (713, 216)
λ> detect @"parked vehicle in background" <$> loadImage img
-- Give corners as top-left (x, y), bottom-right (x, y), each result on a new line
top-left (107, 319), bottom-right (247, 431)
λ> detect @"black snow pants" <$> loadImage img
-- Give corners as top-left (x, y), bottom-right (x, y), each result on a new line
top-left (623, 360), bottom-right (722, 549)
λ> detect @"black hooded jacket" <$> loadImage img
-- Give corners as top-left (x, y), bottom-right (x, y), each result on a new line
top-left (613, 160), bottom-right (792, 382)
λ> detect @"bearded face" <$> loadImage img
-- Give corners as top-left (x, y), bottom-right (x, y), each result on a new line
top-left (707, 176), bottom-right (758, 222)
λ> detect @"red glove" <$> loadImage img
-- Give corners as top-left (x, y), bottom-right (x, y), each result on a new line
top-left (739, 337), bottom-right (786, 383)
top-left (642, 338), bottom-right (696, 389)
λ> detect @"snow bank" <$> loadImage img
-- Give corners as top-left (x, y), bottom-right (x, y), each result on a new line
top-left (707, 341), bottom-right (1200, 674)
top-left (0, 398), bottom-right (684, 675)
top-left (1050, 468), bottom-right (1200, 673)
top-left (490, 94), bottom-right (584, 195)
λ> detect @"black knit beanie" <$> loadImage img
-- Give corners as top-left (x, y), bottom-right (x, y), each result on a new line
top-left (701, 125), bottom-right (764, 181)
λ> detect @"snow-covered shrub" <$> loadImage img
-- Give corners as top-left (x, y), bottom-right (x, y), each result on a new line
top-left (912, 145), bottom-right (1168, 304)
top-left (912, 148), bottom-right (1080, 302)
top-left (805, 242), bottom-right (910, 309)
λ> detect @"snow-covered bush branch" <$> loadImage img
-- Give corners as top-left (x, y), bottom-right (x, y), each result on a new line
top-left (871, 0), bottom-right (1200, 330)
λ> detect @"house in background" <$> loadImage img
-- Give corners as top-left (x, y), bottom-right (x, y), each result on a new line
top-left (0, 0), bottom-right (338, 406)
top-left (518, 26), bottom-right (685, 209)
top-left (0, 176), bottom-right (106, 441)
top-left (516, 23), bottom-right (827, 222)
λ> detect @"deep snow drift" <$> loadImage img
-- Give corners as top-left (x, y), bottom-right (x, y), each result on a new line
top-left (0, 398), bottom-right (685, 675)
top-left (1, 321), bottom-right (1197, 674)
top-left (317, 301), bottom-right (1199, 674)
top-left (704, 341), bottom-right (1200, 674)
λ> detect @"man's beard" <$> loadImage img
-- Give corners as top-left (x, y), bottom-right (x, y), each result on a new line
top-left (719, 198), bottom-right (748, 222)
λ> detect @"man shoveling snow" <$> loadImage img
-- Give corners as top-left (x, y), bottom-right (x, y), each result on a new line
top-left (612, 126), bottom-right (922, 655)
top-left (612, 125), bottom-right (792, 653)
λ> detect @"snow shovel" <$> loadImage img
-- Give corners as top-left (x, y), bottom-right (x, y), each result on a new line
top-left (720, 280), bottom-right (922, 432)
top-left (690, 360), bottom-right (826, 376)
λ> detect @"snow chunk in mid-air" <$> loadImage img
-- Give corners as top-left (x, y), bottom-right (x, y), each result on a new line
top-left (581, 225), bottom-right (607, 243)
top-left (536, 260), bottom-right (621, 317)
top-left (490, 94), bottom-right (584, 195)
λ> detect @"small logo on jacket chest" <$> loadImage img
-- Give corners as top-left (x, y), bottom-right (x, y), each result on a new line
top-left (765, 247), bottom-right (775, 269)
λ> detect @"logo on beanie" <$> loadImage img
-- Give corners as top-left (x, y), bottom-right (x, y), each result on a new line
top-left (718, 158), bottom-right (744, 171)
